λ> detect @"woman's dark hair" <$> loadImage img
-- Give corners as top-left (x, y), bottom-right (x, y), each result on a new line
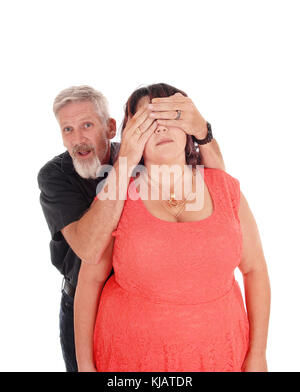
top-left (120, 83), bottom-right (202, 168)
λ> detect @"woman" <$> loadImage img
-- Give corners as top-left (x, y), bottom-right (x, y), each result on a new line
top-left (74, 83), bottom-right (271, 372)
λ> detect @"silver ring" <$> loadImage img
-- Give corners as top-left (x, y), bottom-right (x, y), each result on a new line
top-left (175, 110), bottom-right (181, 120)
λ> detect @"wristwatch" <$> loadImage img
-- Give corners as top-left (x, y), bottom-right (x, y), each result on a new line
top-left (192, 122), bottom-right (213, 145)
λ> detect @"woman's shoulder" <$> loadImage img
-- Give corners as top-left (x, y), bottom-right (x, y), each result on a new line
top-left (203, 166), bottom-right (239, 185)
top-left (202, 167), bottom-right (241, 210)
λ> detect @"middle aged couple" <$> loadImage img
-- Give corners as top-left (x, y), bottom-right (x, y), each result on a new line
top-left (37, 83), bottom-right (270, 372)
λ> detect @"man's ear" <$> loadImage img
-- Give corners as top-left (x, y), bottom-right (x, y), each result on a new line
top-left (106, 118), bottom-right (117, 139)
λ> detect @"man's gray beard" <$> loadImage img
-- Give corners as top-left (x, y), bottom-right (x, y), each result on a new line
top-left (73, 153), bottom-right (102, 179)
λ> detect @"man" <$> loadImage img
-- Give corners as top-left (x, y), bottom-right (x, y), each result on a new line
top-left (37, 85), bottom-right (225, 372)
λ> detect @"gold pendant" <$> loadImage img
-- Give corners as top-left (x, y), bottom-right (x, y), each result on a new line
top-left (165, 169), bottom-right (196, 211)
top-left (168, 193), bottom-right (179, 207)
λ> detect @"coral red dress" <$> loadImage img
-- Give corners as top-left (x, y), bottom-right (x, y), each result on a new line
top-left (93, 167), bottom-right (249, 372)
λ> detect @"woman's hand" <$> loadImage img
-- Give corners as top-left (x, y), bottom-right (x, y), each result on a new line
top-left (148, 93), bottom-right (208, 140)
top-left (241, 351), bottom-right (268, 372)
top-left (119, 105), bottom-right (158, 168)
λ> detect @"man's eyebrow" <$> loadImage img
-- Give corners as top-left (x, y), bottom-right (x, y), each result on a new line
top-left (78, 117), bottom-right (95, 123)
top-left (60, 117), bottom-right (95, 127)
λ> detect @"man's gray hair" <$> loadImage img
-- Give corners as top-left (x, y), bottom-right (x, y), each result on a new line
top-left (53, 85), bottom-right (110, 124)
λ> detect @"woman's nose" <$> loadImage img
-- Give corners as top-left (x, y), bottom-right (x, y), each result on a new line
top-left (154, 125), bottom-right (168, 134)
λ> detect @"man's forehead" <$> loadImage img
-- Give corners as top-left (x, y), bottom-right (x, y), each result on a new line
top-left (59, 115), bottom-right (98, 126)
top-left (58, 101), bottom-right (100, 124)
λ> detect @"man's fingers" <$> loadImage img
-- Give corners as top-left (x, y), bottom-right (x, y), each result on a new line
top-left (150, 110), bottom-right (179, 120)
top-left (139, 120), bottom-right (158, 144)
top-left (148, 102), bottom-right (187, 112)
top-left (156, 119), bottom-right (186, 130)
top-left (151, 93), bottom-right (187, 103)
top-left (125, 107), bottom-right (150, 136)
top-left (130, 104), bottom-right (148, 121)
top-left (139, 116), bottom-right (156, 133)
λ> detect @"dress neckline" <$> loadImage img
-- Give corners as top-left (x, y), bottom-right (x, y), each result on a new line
top-left (131, 167), bottom-right (217, 225)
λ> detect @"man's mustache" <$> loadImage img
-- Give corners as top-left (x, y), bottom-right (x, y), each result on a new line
top-left (72, 144), bottom-right (95, 157)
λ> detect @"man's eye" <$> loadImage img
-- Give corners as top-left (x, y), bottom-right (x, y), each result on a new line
top-left (63, 127), bottom-right (72, 133)
top-left (84, 123), bottom-right (93, 128)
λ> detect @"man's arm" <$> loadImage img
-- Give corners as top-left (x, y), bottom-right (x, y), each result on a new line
top-left (199, 139), bottom-right (225, 171)
top-left (40, 106), bottom-right (156, 265)
top-left (61, 156), bottom-right (131, 264)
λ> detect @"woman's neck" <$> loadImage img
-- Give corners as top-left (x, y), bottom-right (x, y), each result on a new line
top-left (141, 161), bottom-right (194, 201)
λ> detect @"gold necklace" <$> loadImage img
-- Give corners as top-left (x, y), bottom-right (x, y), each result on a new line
top-left (163, 169), bottom-right (196, 218)
top-left (140, 168), bottom-right (196, 219)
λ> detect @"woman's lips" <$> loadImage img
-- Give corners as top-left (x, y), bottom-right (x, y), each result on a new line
top-left (156, 140), bottom-right (173, 146)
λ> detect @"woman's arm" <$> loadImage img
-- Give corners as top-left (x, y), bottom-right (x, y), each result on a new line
top-left (238, 191), bottom-right (271, 372)
top-left (74, 238), bottom-right (115, 372)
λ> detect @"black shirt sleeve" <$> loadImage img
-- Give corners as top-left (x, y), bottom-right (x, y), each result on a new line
top-left (37, 162), bottom-right (88, 240)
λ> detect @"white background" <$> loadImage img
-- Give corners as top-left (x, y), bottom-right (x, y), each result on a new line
top-left (0, 0), bottom-right (299, 372)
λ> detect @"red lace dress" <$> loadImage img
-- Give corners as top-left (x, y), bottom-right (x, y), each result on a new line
top-left (93, 167), bottom-right (249, 371)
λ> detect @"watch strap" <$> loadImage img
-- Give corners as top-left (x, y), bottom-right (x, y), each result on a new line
top-left (192, 122), bottom-right (213, 145)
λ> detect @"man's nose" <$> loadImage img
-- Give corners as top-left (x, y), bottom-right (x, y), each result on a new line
top-left (154, 125), bottom-right (168, 134)
top-left (72, 129), bottom-right (89, 145)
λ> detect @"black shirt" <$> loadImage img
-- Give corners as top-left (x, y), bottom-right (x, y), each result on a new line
top-left (37, 141), bottom-right (120, 288)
